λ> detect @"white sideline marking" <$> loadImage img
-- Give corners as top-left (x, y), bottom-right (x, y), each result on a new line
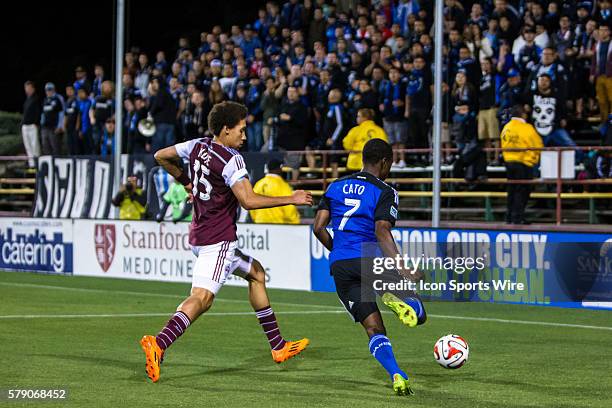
top-left (0, 310), bottom-right (346, 319)
top-left (429, 314), bottom-right (612, 331)
top-left (0, 281), bottom-right (333, 309)
top-left (1, 281), bottom-right (612, 331)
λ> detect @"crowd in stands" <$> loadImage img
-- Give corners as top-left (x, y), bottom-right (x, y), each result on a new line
top-left (21, 0), bottom-right (612, 176)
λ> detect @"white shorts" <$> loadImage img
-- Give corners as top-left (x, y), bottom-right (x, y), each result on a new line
top-left (191, 240), bottom-right (253, 295)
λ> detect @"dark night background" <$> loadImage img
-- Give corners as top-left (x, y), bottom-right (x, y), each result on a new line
top-left (1, 0), bottom-right (267, 112)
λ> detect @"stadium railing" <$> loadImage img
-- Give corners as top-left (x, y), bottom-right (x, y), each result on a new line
top-left (282, 146), bottom-right (612, 225)
top-left (0, 155), bottom-right (35, 216)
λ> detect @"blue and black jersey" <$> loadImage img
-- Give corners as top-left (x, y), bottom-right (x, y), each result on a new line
top-left (318, 171), bottom-right (399, 265)
top-left (41, 94), bottom-right (65, 129)
top-left (64, 97), bottom-right (79, 132)
top-left (92, 96), bottom-right (114, 125)
top-left (381, 81), bottom-right (406, 121)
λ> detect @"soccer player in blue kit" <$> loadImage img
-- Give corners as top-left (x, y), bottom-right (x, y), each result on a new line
top-left (313, 139), bottom-right (426, 396)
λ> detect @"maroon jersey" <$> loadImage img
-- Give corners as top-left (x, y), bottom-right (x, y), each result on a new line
top-left (175, 137), bottom-right (248, 246)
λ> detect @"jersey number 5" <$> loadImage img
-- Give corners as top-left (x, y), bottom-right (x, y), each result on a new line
top-left (339, 198), bottom-right (361, 230)
top-left (192, 159), bottom-right (213, 201)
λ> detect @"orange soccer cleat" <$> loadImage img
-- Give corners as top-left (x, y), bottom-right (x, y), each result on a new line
top-left (140, 335), bottom-right (164, 382)
top-left (271, 338), bottom-right (310, 363)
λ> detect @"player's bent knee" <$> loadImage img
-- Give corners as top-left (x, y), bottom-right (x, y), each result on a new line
top-left (365, 326), bottom-right (386, 338)
top-left (362, 316), bottom-right (386, 338)
top-left (246, 259), bottom-right (266, 285)
top-left (190, 287), bottom-right (215, 312)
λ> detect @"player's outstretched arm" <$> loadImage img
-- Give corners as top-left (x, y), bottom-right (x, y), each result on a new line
top-left (154, 146), bottom-right (193, 190)
top-left (231, 178), bottom-right (313, 210)
top-left (313, 209), bottom-right (333, 251)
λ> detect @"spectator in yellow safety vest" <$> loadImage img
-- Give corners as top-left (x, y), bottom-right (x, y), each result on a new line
top-left (500, 104), bottom-right (544, 225)
top-left (250, 159), bottom-right (300, 224)
top-left (343, 108), bottom-right (388, 171)
top-left (111, 175), bottom-right (146, 220)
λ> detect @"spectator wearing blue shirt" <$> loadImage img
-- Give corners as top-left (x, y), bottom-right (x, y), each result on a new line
top-left (498, 68), bottom-right (523, 127)
top-left (254, 8), bottom-right (269, 38)
top-left (406, 56), bottom-right (432, 163)
top-left (314, 69), bottom-right (333, 134)
top-left (154, 51), bottom-right (168, 74)
top-left (264, 24), bottom-right (282, 50)
top-left (370, 66), bottom-right (390, 99)
top-left (484, 18), bottom-right (500, 55)
top-left (478, 58), bottom-right (501, 163)
top-left (325, 15), bottom-right (339, 51)
top-left (447, 29), bottom-right (465, 74)
top-left (122, 73), bottom-right (142, 100)
top-left (90, 81), bottom-right (115, 154)
top-left (246, 75), bottom-right (264, 151)
top-left (496, 41), bottom-right (517, 80)
top-left (281, 0), bottom-right (303, 30)
top-left (92, 64), bottom-right (105, 97)
top-left (289, 43), bottom-right (307, 68)
top-left (240, 25), bottom-right (262, 60)
top-left (321, 89), bottom-right (347, 178)
top-left (149, 76), bottom-right (177, 152)
top-left (76, 87), bottom-right (94, 154)
top-left (336, 39), bottom-right (351, 68)
top-left (524, 47), bottom-right (568, 102)
top-left (456, 46), bottom-right (481, 87)
top-left (516, 26), bottom-right (542, 77)
top-left (467, 3), bottom-right (488, 32)
top-left (266, 1), bottom-right (281, 27)
top-left (197, 33), bottom-right (212, 57)
top-left (73, 66), bottom-right (90, 93)
top-left (288, 64), bottom-right (309, 107)
top-left (135, 53), bottom-right (151, 97)
top-left (40, 82), bottom-right (65, 155)
top-left (100, 117), bottom-right (116, 157)
top-left (64, 85), bottom-right (81, 155)
top-left (393, 0), bottom-right (420, 36)
top-left (380, 67), bottom-right (408, 167)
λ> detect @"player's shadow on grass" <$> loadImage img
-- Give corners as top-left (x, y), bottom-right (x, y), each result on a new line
top-left (167, 354), bottom-right (319, 381)
top-left (30, 352), bottom-right (205, 383)
top-left (31, 353), bottom-right (139, 372)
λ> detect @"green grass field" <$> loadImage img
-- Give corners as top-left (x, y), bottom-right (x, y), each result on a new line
top-left (1, 271), bottom-right (611, 408)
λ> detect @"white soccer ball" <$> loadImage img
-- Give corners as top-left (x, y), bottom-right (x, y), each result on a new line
top-left (433, 334), bottom-right (469, 369)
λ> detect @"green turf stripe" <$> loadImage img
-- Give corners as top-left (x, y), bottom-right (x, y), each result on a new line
top-left (0, 281), bottom-right (336, 309)
top-left (430, 313), bottom-right (612, 331)
top-left (0, 310), bottom-right (347, 319)
top-left (3, 281), bottom-right (612, 332)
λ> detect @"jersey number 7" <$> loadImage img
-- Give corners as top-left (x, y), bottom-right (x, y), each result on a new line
top-left (339, 198), bottom-right (361, 230)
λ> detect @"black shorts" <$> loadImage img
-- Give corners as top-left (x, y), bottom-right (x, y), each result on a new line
top-left (331, 258), bottom-right (426, 324)
top-left (332, 258), bottom-right (380, 323)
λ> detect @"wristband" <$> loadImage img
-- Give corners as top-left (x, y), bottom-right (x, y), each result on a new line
top-left (177, 173), bottom-right (191, 186)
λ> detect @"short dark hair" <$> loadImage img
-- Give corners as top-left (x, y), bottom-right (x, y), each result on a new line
top-left (24, 80), bottom-right (35, 88)
top-left (207, 101), bottom-right (248, 136)
top-left (358, 108), bottom-right (375, 120)
top-left (363, 138), bottom-right (392, 165)
top-left (510, 104), bottom-right (524, 118)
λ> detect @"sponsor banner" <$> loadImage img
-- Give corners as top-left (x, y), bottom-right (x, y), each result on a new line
top-left (33, 153), bottom-right (281, 221)
top-left (33, 154), bottom-right (156, 219)
top-left (73, 220), bottom-right (310, 290)
top-left (310, 227), bottom-right (612, 309)
top-left (0, 218), bottom-right (73, 274)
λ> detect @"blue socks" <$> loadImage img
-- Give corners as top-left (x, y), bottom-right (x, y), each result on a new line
top-left (404, 297), bottom-right (424, 319)
top-left (368, 334), bottom-right (407, 380)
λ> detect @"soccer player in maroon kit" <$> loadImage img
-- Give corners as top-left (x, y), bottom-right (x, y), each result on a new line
top-left (140, 101), bottom-right (313, 382)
